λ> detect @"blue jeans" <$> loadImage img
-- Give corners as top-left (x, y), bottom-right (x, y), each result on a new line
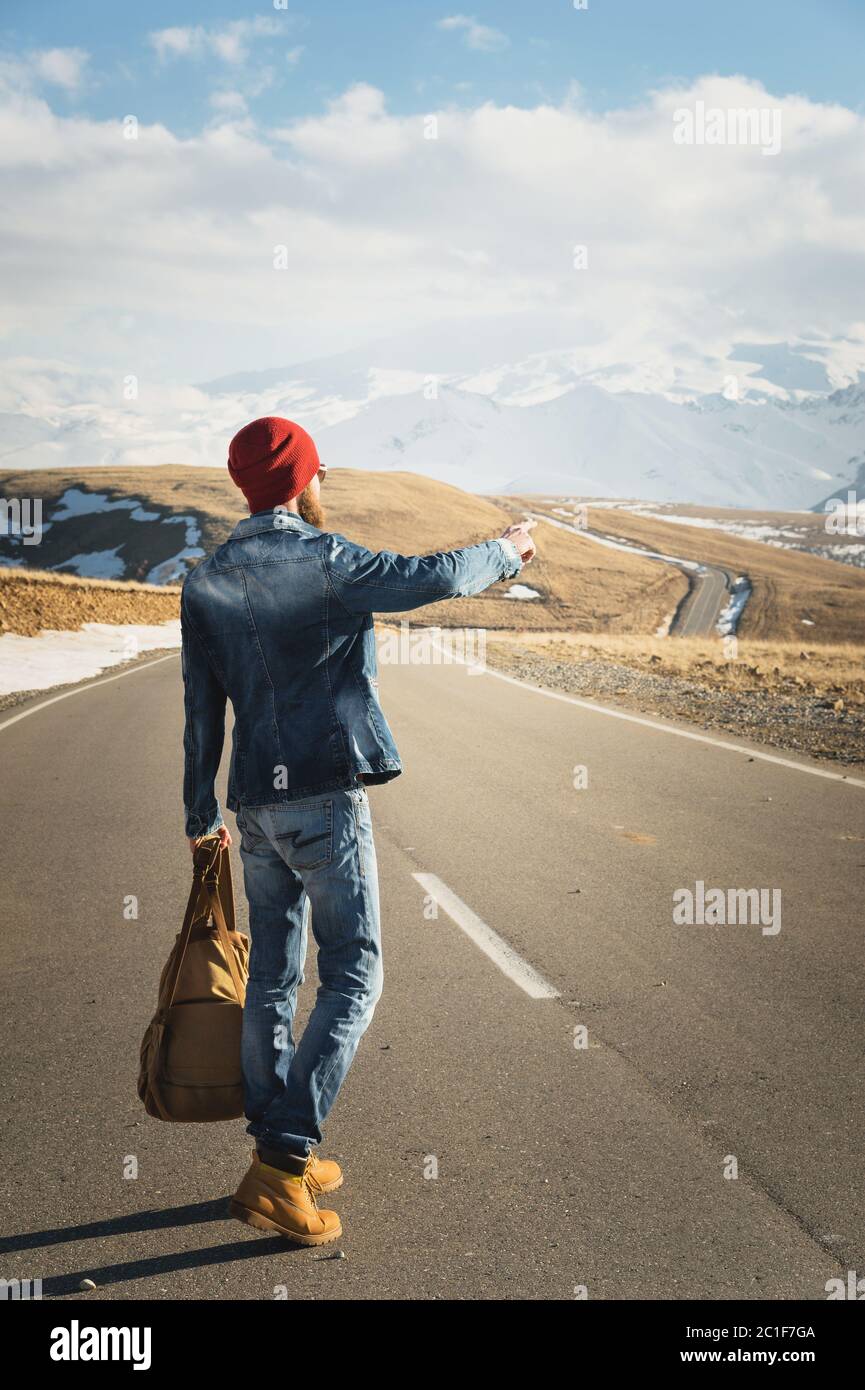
top-left (235, 786), bottom-right (382, 1155)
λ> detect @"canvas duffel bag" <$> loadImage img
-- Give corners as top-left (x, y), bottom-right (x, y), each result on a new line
top-left (138, 836), bottom-right (249, 1122)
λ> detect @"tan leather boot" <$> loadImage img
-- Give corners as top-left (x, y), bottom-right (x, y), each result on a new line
top-left (252, 1147), bottom-right (343, 1193)
top-left (230, 1156), bottom-right (342, 1246)
top-left (306, 1151), bottom-right (343, 1194)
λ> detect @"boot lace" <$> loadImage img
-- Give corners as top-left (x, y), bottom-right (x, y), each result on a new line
top-left (304, 1157), bottom-right (322, 1205)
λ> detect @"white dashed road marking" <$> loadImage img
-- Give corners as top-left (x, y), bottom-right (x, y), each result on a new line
top-left (412, 872), bottom-right (560, 1000)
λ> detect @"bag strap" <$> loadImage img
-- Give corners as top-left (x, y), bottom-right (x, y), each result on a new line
top-left (215, 844), bottom-right (237, 935)
top-left (206, 850), bottom-right (246, 1007)
top-left (161, 840), bottom-right (215, 1013)
top-left (162, 838), bottom-right (245, 1011)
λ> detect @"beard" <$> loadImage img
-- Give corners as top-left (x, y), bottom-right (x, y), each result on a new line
top-left (297, 484), bottom-right (325, 530)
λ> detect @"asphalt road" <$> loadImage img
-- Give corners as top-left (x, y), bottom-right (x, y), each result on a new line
top-left (675, 562), bottom-right (731, 637)
top-left (1, 652), bottom-right (863, 1301)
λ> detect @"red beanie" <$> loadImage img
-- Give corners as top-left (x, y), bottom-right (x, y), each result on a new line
top-left (227, 416), bottom-right (321, 514)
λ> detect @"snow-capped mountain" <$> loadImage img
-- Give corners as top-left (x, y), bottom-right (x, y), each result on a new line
top-left (1, 341), bottom-right (862, 510)
top-left (296, 378), bottom-right (864, 509)
top-left (197, 345), bottom-right (865, 508)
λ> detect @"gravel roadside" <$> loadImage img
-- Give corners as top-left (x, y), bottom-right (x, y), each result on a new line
top-left (485, 641), bottom-right (865, 770)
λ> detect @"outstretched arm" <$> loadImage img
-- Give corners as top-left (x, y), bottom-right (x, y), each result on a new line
top-left (324, 520), bottom-right (537, 615)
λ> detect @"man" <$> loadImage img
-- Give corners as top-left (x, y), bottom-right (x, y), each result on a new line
top-left (181, 415), bottom-right (537, 1246)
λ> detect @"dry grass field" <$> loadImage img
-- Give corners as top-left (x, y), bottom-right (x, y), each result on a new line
top-left (0, 466), bottom-right (685, 634)
top-left (323, 471), bottom-right (686, 632)
top-left (0, 568), bottom-right (180, 638)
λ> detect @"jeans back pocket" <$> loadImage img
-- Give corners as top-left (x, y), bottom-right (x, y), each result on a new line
top-left (271, 800), bottom-right (334, 870)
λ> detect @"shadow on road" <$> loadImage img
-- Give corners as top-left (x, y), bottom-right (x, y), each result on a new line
top-left (0, 1198), bottom-right (228, 1254)
top-left (42, 1236), bottom-right (301, 1297)
top-left (0, 1198), bottom-right (307, 1295)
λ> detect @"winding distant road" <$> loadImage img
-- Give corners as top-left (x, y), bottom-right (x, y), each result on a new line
top-left (528, 508), bottom-right (737, 637)
top-left (675, 562), bottom-right (732, 636)
top-left (0, 653), bottom-right (862, 1300)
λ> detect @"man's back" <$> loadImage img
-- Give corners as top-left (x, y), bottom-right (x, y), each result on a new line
top-left (180, 506), bottom-right (522, 837)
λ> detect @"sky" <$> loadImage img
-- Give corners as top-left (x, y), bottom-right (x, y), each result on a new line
top-left (0, 0), bottom-right (864, 469)
top-left (3, 1), bottom-right (864, 126)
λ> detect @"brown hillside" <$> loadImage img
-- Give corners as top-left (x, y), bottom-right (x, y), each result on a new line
top-left (0, 467), bottom-right (684, 634)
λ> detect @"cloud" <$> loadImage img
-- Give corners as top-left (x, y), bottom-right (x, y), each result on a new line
top-left (210, 90), bottom-right (249, 117)
top-left (31, 48), bottom-right (89, 92)
top-left (149, 18), bottom-right (284, 66)
top-left (148, 27), bottom-right (197, 62)
top-left (0, 74), bottom-right (863, 405)
top-left (438, 15), bottom-right (509, 53)
top-left (273, 83), bottom-right (412, 165)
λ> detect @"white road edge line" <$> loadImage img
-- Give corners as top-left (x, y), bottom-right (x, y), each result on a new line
top-left (426, 636), bottom-right (865, 791)
top-left (0, 653), bottom-right (179, 734)
top-left (412, 872), bottom-right (560, 1000)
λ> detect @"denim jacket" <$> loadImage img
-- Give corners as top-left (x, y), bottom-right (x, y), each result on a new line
top-left (181, 509), bottom-right (522, 836)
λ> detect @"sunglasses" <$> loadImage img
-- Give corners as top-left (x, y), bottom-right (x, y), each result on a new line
top-left (318, 463), bottom-right (328, 485)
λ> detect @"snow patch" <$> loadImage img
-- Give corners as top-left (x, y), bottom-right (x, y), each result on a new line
top-left (146, 516), bottom-right (204, 583)
top-left (50, 488), bottom-right (139, 521)
top-left (52, 548), bottom-right (126, 579)
top-left (716, 576), bottom-right (751, 636)
top-left (503, 584), bottom-right (541, 600)
top-left (147, 548), bottom-right (205, 584)
top-left (0, 621), bottom-right (181, 696)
